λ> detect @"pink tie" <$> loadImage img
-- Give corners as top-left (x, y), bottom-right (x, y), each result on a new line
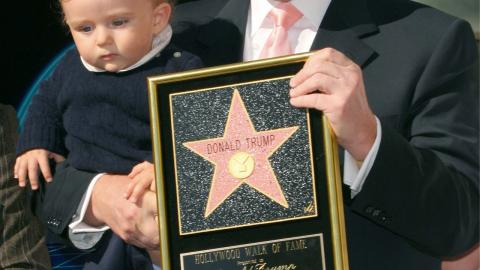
top-left (259, 3), bottom-right (303, 59)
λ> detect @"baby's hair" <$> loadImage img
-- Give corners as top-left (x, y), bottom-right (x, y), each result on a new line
top-left (57, 0), bottom-right (176, 12)
top-left (54, 0), bottom-right (176, 29)
top-left (59, 0), bottom-right (175, 4)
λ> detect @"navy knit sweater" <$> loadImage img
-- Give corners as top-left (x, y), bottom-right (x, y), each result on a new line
top-left (17, 45), bottom-right (202, 174)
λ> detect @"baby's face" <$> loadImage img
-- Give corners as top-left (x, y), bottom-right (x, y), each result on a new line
top-left (63, 0), bottom-right (170, 72)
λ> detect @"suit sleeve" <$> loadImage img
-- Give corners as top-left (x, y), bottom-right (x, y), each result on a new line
top-left (30, 160), bottom-right (97, 242)
top-left (351, 19), bottom-right (479, 257)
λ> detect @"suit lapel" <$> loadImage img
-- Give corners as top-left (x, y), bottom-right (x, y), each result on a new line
top-left (312, 0), bottom-right (379, 67)
top-left (195, 0), bottom-right (250, 66)
top-left (215, 0), bottom-right (249, 41)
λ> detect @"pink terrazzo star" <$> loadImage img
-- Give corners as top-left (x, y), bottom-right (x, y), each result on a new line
top-left (183, 89), bottom-right (298, 218)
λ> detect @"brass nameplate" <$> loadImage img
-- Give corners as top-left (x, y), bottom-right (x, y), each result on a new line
top-left (180, 234), bottom-right (326, 270)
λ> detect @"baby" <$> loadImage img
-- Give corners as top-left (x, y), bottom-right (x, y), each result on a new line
top-left (14, 0), bottom-right (202, 267)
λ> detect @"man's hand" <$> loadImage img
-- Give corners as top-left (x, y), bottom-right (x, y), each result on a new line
top-left (289, 48), bottom-right (377, 161)
top-left (138, 191), bottom-right (159, 249)
top-left (85, 174), bottom-right (159, 249)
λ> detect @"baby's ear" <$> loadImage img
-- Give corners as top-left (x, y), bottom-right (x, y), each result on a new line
top-left (152, 2), bottom-right (172, 35)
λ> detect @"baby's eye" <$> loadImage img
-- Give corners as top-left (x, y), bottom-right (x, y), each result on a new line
top-left (78, 25), bottom-right (94, 33)
top-left (112, 18), bottom-right (129, 27)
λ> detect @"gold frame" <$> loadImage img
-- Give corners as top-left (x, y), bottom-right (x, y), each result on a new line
top-left (148, 52), bottom-right (349, 270)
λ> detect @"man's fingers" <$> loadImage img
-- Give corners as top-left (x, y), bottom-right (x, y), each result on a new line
top-left (311, 47), bottom-right (352, 66)
top-left (137, 230), bottom-right (159, 250)
top-left (122, 209), bottom-right (159, 249)
top-left (142, 191), bottom-right (158, 214)
top-left (122, 217), bottom-right (158, 249)
top-left (118, 227), bottom-right (145, 248)
top-left (291, 61), bottom-right (339, 89)
top-left (290, 72), bottom-right (337, 98)
top-left (290, 92), bottom-right (331, 111)
top-left (113, 220), bottom-right (156, 250)
top-left (291, 48), bottom-right (352, 88)
top-left (135, 191), bottom-right (158, 242)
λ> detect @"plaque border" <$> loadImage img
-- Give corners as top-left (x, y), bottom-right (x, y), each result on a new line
top-left (148, 52), bottom-right (349, 270)
top-left (169, 76), bottom-right (318, 236)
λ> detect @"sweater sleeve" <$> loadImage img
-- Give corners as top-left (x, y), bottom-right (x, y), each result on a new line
top-left (16, 62), bottom-right (68, 157)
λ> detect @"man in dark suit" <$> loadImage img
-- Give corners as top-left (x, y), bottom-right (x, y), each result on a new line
top-left (0, 104), bottom-right (51, 269)
top-left (33, 0), bottom-right (478, 269)
top-left (169, 1), bottom-right (479, 268)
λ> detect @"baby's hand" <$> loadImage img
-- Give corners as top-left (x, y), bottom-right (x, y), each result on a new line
top-left (125, 161), bottom-right (156, 203)
top-left (14, 149), bottom-right (65, 190)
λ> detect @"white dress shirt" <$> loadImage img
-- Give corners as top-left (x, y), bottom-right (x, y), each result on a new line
top-left (244, 0), bottom-right (329, 61)
top-left (244, 0), bottom-right (382, 197)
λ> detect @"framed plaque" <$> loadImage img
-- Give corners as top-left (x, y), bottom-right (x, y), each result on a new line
top-left (148, 52), bottom-right (348, 270)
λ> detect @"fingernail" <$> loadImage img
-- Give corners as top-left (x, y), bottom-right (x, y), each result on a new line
top-left (46, 178), bottom-right (53, 182)
top-left (289, 79), bottom-right (296, 88)
top-left (290, 97), bottom-right (297, 106)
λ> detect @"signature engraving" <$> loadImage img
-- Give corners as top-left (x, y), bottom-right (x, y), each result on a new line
top-left (304, 201), bottom-right (315, 214)
top-left (241, 262), bottom-right (297, 270)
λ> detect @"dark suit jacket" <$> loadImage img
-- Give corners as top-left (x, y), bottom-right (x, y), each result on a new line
top-left (34, 0), bottom-right (479, 269)
top-left (170, 0), bottom-right (479, 268)
top-left (0, 104), bottom-right (51, 269)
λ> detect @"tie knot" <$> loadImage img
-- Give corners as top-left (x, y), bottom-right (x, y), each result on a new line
top-left (268, 2), bottom-right (303, 29)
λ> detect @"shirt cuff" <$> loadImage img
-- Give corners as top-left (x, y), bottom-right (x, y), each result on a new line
top-left (69, 173), bottom-right (110, 233)
top-left (343, 116), bottom-right (382, 198)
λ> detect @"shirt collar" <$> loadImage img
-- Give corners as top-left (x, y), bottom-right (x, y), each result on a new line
top-left (81, 24), bottom-right (173, 73)
top-left (249, 0), bottom-right (329, 37)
